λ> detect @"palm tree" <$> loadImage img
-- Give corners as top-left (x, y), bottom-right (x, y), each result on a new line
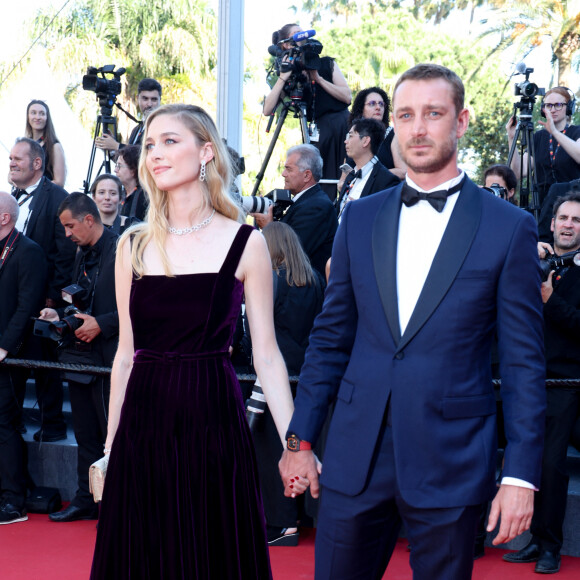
top-left (479, 0), bottom-right (580, 87)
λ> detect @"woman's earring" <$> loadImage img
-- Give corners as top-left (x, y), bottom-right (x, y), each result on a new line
top-left (200, 160), bottom-right (206, 182)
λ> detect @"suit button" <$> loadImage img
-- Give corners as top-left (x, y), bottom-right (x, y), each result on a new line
top-left (395, 352), bottom-right (404, 360)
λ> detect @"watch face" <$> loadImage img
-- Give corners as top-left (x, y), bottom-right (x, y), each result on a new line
top-left (287, 436), bottom-right (299, 452)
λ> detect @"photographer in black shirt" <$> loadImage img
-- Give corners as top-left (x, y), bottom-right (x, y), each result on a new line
top-left (39, 193), bottom-right (119, 522)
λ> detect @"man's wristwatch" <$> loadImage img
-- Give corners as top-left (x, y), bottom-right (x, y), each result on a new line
top-left (286, 432), bottom-right (312, 453)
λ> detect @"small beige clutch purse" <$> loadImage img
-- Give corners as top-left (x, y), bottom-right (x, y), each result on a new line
top-left (89, 455), bottom-right (109, 503)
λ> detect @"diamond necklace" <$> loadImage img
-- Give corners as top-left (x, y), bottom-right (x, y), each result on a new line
top-left (167, 209), bottom-right (216, 235)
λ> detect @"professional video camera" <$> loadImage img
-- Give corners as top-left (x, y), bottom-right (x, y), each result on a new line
top-left (540, 249), bottom-right (580, 282)
top-left (269, 29), bottom-right (323, 77)
top-left (512, 63), bottom-right (545, 116)
top-left (82, 64), bottom-right (126, 110)
top-left (33, 284), bottom-right (90, 342)
top-left (483, 182), bottom-right (509, 200)
top-left (240, 189), bottom-right (293, 220)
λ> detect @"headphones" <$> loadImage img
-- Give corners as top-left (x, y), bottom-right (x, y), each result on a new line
top-left (541, 86), bottom-right (576, 118)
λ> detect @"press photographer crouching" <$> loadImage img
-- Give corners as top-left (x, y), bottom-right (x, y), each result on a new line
top-left (503, 192), bottom-right (580, 574)
top-left (37, 193), bottom-right (119, 522)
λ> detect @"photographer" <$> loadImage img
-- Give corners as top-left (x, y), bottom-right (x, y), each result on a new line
top-left (483, 164), bottom-right (517, 203)
top-left (507, 87), bottom-right (580, 207)
top-left (252, 144), bottom-right (337, 278)
top-left (95, 78), bottom-right (162, 152)
top-left (263, 24), bottom-right (351, 199)
top-left (39, 193), bottom-right (118, 522)
top-left (504, 192), bottom-right (580, 574)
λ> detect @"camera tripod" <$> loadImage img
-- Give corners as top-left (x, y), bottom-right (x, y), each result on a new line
top-left (507, 101), bottom-right (541, 221)
top-left (251, 91), bottom-right (312, 197)
top-left (83, 101), bottom-right (140, 194)
top-left (83, 105), bottom-right (119, 194)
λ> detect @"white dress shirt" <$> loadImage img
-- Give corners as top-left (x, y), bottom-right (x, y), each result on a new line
top-left (15, 177), bottom-right (42, 234)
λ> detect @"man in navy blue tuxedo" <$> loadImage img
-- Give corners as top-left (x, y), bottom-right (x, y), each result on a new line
top-left (280, 64), bottom-right (546, 579)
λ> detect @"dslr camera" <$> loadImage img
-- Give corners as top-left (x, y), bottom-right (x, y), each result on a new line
top-left (240, 189), bottom-right (293, 221)
top-left (483, 182), bottom-right (509, 200)
top-left (33, 284), bottom-right (90, 343)
top-left (540, 249), bottom-right (580, 282)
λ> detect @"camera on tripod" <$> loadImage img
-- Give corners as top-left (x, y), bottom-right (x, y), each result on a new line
top-left (82, 64), bottom-right (126, 110)
top-left (512, 64), bottom-right (545, 115)
top-left (269, 30), bottom-right (323, 77)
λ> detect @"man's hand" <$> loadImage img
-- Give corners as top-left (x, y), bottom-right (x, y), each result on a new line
top-left (538, 241), bottom-right (554, 259)
top-left (39, 308), bottom-right (59, 322)
top-left (73, 313), bottom-right (101, 343)
top-left (541, 270), bottom-right (555, 303)
top-left (0, 347), bottom-right (8, 362)
top-left (95, 133), bottom-right (120, 152)
top-left (487, 484), bottom-right (534, 545)
top-left (251, 205), bottom-right (274, 230)
top-left (279, 448), bottom-right (321, 498)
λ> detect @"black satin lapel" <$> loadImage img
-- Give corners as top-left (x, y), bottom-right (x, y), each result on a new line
top-left (361, 166), bottom-right (376, 199)
top-left (398, 182), bottom-right (482, 351)
top-left (372, 186), bottom-right (403, 344)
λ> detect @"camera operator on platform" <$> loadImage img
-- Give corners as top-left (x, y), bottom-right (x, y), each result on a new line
top-left (95, 78), bottom-right (162, 152)
top-left (336, 117), bottom-right (399, 221)
top-left (0, 192), bottom-right (47, 525)
top-left (263, 24), bottom-right (351, 199)
top-left (503, 191), bottom-right (580, 574)
top-left (39, 193), bottom-right (119, 523)
top-left (507, 87), bottom-right (580, 207)
top-left (252, 144), bottom-right (337, 279)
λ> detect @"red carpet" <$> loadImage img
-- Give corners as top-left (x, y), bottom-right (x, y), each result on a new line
top-left (1, 515), bottom-right (579, 579)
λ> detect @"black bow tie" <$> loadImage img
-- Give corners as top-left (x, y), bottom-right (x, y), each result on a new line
top-left (345, 169), bottom-right (362, 184)
top-left (400, 178), bottom-right (465, 212)
top-left (13, 189), bottom-right (28, 201)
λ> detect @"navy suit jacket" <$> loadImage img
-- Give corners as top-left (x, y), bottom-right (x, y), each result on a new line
top-left (335, 160), bottom-right (400, 213)
top-left (289, 178), bottom-right (546, 509)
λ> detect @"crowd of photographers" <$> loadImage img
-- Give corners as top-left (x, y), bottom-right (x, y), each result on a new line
top-left (0, 23), bottom-right (580, 572)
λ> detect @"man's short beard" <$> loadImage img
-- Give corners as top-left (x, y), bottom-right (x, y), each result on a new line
top-left (399, 134), bottom-right (457, 175)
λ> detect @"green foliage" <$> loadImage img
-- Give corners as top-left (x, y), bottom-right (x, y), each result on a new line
top-left (315, 8), bottom-right (514, 180)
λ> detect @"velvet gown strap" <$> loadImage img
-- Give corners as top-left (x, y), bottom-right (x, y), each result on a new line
top-left (219, 224), bottom-right (255, 279)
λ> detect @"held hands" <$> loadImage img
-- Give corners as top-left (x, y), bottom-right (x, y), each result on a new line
top-left (73, 313), bottom-right (101, 343)
top-left (487, 484), bottom-right (534, 545)
top-left (538, 242), bottom-right (554, 259)
top-left (279, 449), bottom-right (322, 499)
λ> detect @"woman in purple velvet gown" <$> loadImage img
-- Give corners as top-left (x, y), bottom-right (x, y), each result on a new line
top-left (90, 104), bottom-right (303, 579)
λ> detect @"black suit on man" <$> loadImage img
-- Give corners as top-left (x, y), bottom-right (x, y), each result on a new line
top-left (281, 184), bottom-right (338, 277)
top-left (14, 177), bottom-right (75, 436)
top-left (531, 264), bottom-right (580, 553)
top-left (22, 177), bottom-right (76, 302)
top-left (65, 227), bottom-right (119, 508)
top-left (336, 160), bottom-right (400, 214)
top-left (0, 232), bottom-right (46, 509)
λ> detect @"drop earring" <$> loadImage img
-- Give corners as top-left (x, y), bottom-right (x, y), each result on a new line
top-left (200, 160), bottom-right (206, 182)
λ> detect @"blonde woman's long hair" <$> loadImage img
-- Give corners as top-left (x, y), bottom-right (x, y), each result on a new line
top-left (120, 104), bottom-right (241, 277)
top-left (262, 222), bottom-right (316, 287)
